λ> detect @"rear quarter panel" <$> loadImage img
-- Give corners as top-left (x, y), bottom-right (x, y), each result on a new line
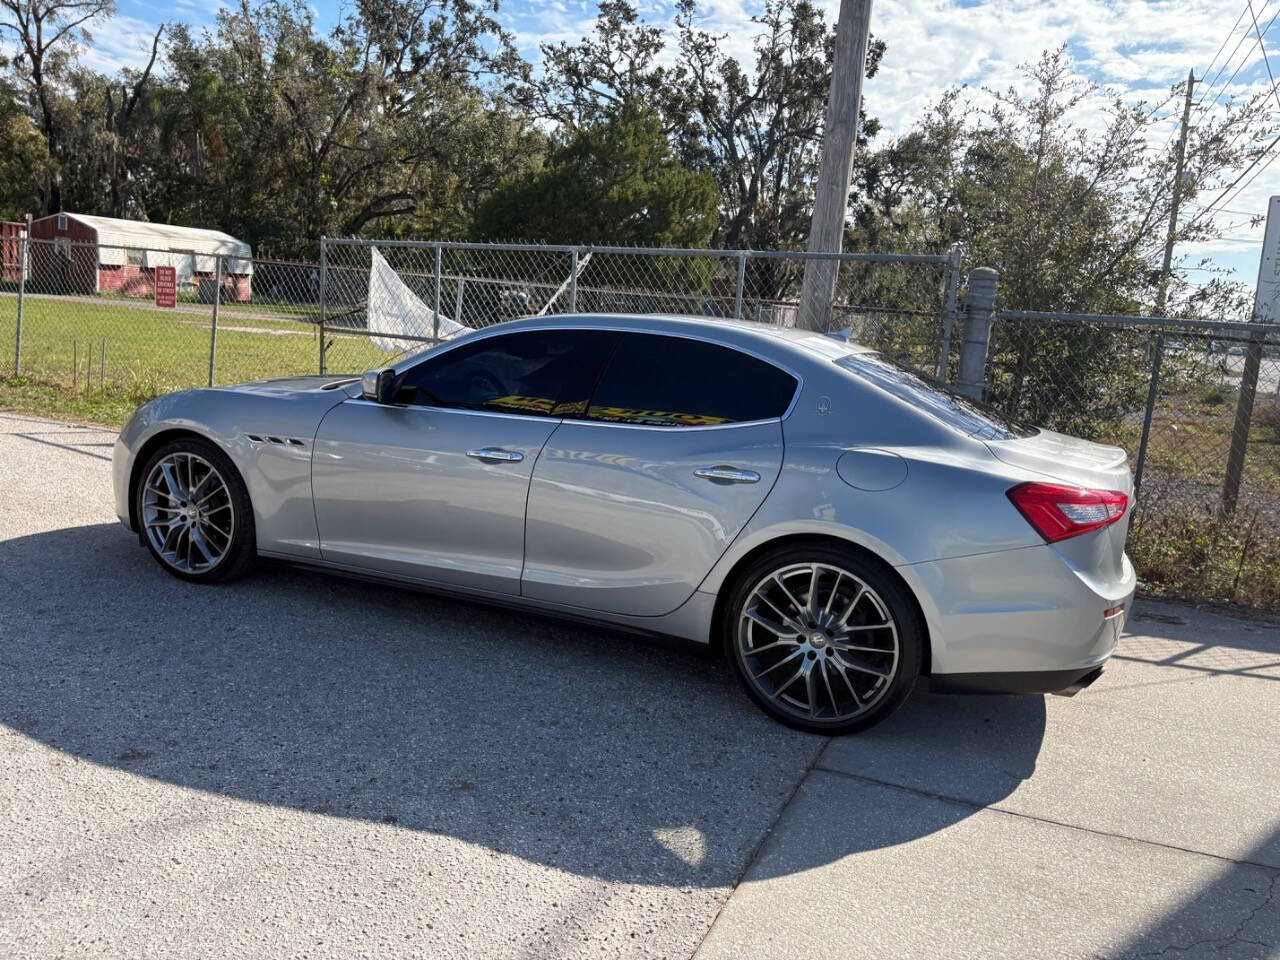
top-left (696, 363), bottom-right (1045, 598)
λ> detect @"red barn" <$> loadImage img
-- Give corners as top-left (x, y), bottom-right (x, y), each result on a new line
top-left (27, 212), bottom-right (253, 301)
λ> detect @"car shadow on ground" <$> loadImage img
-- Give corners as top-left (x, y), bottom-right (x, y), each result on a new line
top-left (0, 523), bottom-right (1047, 886)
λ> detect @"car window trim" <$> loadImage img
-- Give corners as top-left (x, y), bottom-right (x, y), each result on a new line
top-left (346, 396), bottom-right (559, 425)
top-left (391, 322), bottom-right (805, 424)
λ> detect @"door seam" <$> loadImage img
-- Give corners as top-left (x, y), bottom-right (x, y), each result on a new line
top-left (518, 419), bottom-right (562, 597)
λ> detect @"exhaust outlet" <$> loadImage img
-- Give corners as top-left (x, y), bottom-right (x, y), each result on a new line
top-left (1052, 665), bottom-right (1104, 697)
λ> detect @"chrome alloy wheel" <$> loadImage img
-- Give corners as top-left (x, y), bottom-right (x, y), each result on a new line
top-left (736, 562), bottom-right (901, 724)
top-left (142, 452), bottom-right (235, 574)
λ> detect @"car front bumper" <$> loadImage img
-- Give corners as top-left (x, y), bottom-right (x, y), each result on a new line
top-left (112, 434), bottom-right (136, 531)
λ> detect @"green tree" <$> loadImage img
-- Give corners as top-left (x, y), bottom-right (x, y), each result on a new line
top-left (0, 0), bottom-right (119, 213)
top-left (473, 101), bottom-right (718, 247)
top-left (526, 0), bottom-right (884, 262)
top-left (853, 49), bottom-right (1278, 434)
top-left (0, 61), bottom-right (52, 218)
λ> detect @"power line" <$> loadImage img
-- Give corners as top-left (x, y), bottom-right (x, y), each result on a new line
top-left (1184, 200), bottom-right (1265, 216)
top-left (1195, 0), bottom-right (1280, 116)
top-left (1186, 133), bottom-right (1280, 230)
top-left (1246, 0), bottom-right (1280, 114)
top-left (1148, 0), bottom-right (1276, 164)
top-left (1198, 1), bottom-right (1252, 95)
top-left (1219, 145), bottom-right (1280, 210)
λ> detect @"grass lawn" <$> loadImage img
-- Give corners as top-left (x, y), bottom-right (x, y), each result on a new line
top-left (0, 295), bottom-right (393, 424)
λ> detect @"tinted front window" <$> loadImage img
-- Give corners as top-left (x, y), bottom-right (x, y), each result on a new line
top-left (585, 334), bottom-right (797, 427)
top-left (396, 329), bottom-right (621, 416)
top-left (833, 351), bottom-right (1036, 441)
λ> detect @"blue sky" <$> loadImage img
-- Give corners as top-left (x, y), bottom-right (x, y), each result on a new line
top-left (85, 0), bottom-right (1280, 290)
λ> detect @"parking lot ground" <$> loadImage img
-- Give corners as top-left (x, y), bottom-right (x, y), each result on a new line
top-left (1, 411), bottom-right (1278, 960)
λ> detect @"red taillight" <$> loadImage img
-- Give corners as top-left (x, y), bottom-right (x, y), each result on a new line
top-left (1006, 482), bottom-right (1128, 543)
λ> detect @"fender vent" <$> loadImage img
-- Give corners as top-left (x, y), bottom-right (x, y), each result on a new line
top-left (244, 434), bottom-right (306, 448)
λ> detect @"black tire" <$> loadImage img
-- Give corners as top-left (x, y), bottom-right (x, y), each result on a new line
top-left (135, 436), bottom-right (258, 584)
top-left (722, 542), bottom-right (922, 735)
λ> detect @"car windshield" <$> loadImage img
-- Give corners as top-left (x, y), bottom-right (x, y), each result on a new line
top-left (832, 349), bottom-right (1036, 441)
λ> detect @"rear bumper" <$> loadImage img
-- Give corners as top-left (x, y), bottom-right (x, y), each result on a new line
top-left (930, 664), bottom-right (1105, 696)
top-left (898, 541), bottom-right (1135, 678)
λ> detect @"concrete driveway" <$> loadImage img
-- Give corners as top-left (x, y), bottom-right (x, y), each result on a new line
top-left (1, 410), bottom-right (1277, 959)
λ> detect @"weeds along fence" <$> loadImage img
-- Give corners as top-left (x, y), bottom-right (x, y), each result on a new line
top-left (986, 311), bottom-right (1280, 609)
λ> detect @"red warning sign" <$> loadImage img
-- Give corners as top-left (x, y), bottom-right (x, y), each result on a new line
top-left (155, 265), bottom-right (177, 308)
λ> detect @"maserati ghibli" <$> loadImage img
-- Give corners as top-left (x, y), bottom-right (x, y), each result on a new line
top-left (112, 314), bottom-right (1135, 734)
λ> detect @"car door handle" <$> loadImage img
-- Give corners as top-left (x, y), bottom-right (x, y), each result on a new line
top-left (694, 466), bottom-right (761, 484)
top-left (466, 448), bottom-right (524, 463)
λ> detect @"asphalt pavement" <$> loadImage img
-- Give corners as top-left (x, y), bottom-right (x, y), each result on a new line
top-left (1, 410), bottom-right (1277, 959)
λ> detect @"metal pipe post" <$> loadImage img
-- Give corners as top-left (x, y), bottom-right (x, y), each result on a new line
top-left (433, 245), bottom-right (442, 344)
top-left (318, 238), bottom-right (328, 375)
top-left (734, 251), bottom-right (746, 319)
top-left (569, 249), bottom-right (579, 313)
top-left (14, 233), bottom-right (25, 375)
top-left (1222, 330), bottom-right (1266, 515)
top-left (209, 256), bottom-right (222, 387)
top-left (936, 244), bottom-right (962, 381)
top-left (955, 267), bottom-right (998, 400)
top-left (1132, 334), bottom-right (1164, 502)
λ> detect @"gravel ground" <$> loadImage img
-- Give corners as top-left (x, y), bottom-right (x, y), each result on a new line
top-left (2, 410), bottom-right (1277, 960)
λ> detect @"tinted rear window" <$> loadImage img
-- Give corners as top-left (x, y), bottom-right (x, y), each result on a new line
top-left (833, 351), bottom-right (1035, 441)
top-left (586, 334), bottom-right (797, 427)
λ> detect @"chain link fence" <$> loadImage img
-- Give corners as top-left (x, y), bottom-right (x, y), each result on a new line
top-left (317, 239), bottom-right (958, 377)
top-left (0, 237), bottom-right (371, 420)
top-left (987, 310), bottom-right (1280, 609)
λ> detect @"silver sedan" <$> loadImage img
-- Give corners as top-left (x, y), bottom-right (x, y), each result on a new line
top-left (112, 314), bottom-right (1135, 734)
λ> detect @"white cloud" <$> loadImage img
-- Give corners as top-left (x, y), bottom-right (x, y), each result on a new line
top-left (78, 15), bottom-right (166, 73)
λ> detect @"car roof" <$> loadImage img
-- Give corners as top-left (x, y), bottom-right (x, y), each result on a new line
top-left (486, 312), bottom-right (875, 363)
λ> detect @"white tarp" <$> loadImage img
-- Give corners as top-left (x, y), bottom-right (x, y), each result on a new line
top-left (367, 246), bottom-right (469, 352)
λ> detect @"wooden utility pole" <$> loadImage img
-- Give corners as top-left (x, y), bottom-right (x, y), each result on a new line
top-left (797, 0), bottom-right (874, 331)
top-left (1156, 70), bottom-right (1196, 317)
top-left (1134, 69), bottom-right (1195, 502)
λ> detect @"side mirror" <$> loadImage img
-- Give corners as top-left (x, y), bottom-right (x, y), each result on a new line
top-left (361, 367), bottom-right (398, 404)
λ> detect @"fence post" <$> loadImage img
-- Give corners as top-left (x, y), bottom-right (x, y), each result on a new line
top-left (569, 249), bottom-right (579, 312)
top-left (1221, 329), bottom-right (1265, 515)
top-left (733, 250), bottom-right (746, 319)
top-left (208, 255), bottom-right (222, 387)
top-left (318, 237), bottom-right (327, 375)
top-left (955, 267), bottom-right (998, 401)
top-left (1132, 333), bottom-right (1165, 502)
top-left (936, 244), bottom-right (962, 381)
top-left (433, 244), bottom-right (442, 343)
top-left (14, 232), bottom-right (25, 375)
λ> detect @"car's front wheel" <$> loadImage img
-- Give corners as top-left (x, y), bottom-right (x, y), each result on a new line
top-left (724, 544), bottom-right (922, 735)
top-left (136, 437), bottom-right (257, 583)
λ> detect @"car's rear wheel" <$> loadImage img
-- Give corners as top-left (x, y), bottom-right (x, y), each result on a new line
top-left (724, 544), bottom-right (922, 735)
top-left (137, 437), bottom-right (257, 583)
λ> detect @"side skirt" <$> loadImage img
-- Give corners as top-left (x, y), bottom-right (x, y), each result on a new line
top-left (258, 550), bottom-right (715, 654)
